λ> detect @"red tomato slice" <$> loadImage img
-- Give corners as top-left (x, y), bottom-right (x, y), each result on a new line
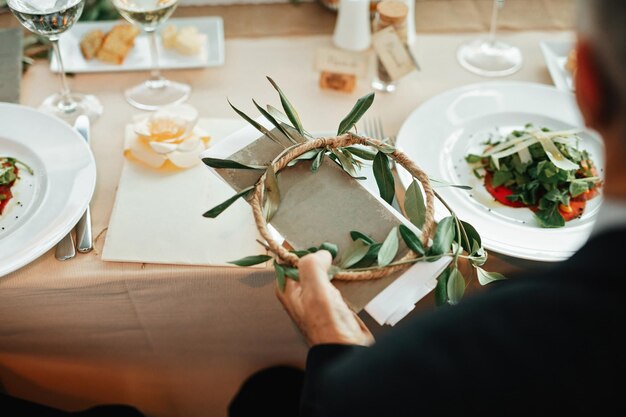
top-left (484, 173), bottom-right (526, 208)
top-left (559, 200), bottom-right (586, 222)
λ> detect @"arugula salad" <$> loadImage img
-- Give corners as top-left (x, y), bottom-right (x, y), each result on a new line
top-left (0, 157), bottom-right (33, 216)
top-left (465, 124), bottom-right (601, 228)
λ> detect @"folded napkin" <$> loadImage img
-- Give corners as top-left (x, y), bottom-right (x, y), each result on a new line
top-left (102, 118), bottom-right (265, 266)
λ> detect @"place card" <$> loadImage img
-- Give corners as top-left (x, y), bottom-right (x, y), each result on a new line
top-left (0, 28), bottom-right (22, 104)
top-left (371, 26), bottom-right (417, 81)
top-left (314, 47), bottom-right (369, 78)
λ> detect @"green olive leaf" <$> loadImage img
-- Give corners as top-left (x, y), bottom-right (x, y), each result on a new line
top-left (203, 186), bottom-right (254, 218)
top-left (274, 262), bottom-right (286, 291)
top-left (373, 152), bottom-right (395, 205)
top-left (311, 149), bottom-right (325, 173)
top-left (229, 254), bottom-right (272, 267)
top-left (228, 99), bottom-right (285, 147)
top-left (429, 216), bottom-right (456, 256)
top-left (404, 179), bottom-right (426, 229)
top-left (263, 166), bottom-right (281, 222)
top-left (446, 267), bottom-right (466, 305)
top-left (339, 239), bottom-right (370, 269)
top-left (266, 76), bottom-right (305, 135)
top-left (398, 224), bottom-right (425, 256)
top-left (434, 266), bottom-right (452, 307)
top-left (319, 242), bottom-right (339, 259)
top-left (344, 146), bottom-right (376, 161)
top-left (377, 227), bottom-right (399, 267)
top-left (202, 157), bottom-right (266, 170)
top-left (252, 98), bottom-right (296, 145)
top-left (350, 231), bottom-right (376, 245)
top-left (476, 267), bottom-right (507, 285)
top-left (337, 92), bottom-right (375, 135)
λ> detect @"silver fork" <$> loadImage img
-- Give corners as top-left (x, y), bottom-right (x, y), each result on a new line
top-left (362, 117), bottom-right (401, 210)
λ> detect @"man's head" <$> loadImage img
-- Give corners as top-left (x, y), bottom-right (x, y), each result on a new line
top-left (576, 0), bottom-right (626, 197)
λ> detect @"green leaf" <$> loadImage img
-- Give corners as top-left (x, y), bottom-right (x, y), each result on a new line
top-left (287, 150), bottom-right (320, 167)
top-left (476, 267), bottom-right (507, 285)
top-left (435, 267), bottom-right (452, 307)
top-left (429, 216), bottom-right (456, 256)
top-left (492, 170), bottom-right (513, 187)
top-left (319, 242), bottom-right (339, 259)
top-left (377, 227), bottom-right (399, 266)
top-left (337, 92), bottom-right (375, 135)
top-left (569, 180), bottom-right (589, 197)
top-left (373, 152), bottom-right (395, 205)
top-left (274, 262), bottom-right (286, 291)
top-left (252, 99), bottom-right (295, 144)
top-left (446, 267), bottom-right (466, 305)
top-left (229, 254), bottom-right (272, 266)
top-left (404, 179), bottom-right (426, 229)
top-left (202, 157), bottom-right (266, 170)
top-left (266, 104), bottom-right (292, 126)
top-left (469, 247), bottom-right (488, 267)
top-left (454, 220), bottom-right (482, 254)
top-left (344, 146), bottom-right (376, 161)
top-left (535, 207), bottom-right (565, 228)
top-left (267, 77), bottom-right (305, 135)
top-left (465, 154), bottom-right (482, 163)
top-left (228, 99), bottom-right (285, 147)
top-left (263, 165), bottom-right (281, 222)
top-left (350, 231), bottom-right (375, 245)
top-left (203, 186), bottom-right (254, 218)
top-left (371, 142), bottom-right (396, 154)
top-left (311, 149), bottom-right (325, 173)
top-left (284, 266), bottom-right (300, 280)
top-left (333, 149), bottom-right (358, 178)
top-left (339, 239), bottom-right (370, 269)
top-left (398, 225), bottom-right (425, 256)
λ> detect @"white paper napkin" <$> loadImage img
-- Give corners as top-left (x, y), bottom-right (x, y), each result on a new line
top-left (364, 257), bottom-right (451, 326)
top-left (102, 118), bottom-right (266, 267)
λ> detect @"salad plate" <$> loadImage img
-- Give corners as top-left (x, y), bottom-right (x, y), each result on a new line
top-left (395, 81), bottom-right (604, 262)
top-left (0, 103), bottom-right (96, 277)
top-left (51, 16), bottom-right (224, 73)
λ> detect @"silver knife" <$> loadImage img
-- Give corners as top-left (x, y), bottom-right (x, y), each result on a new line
top-left (54, 230), bottom-right (76, 261)
top-left (74, 115), bottom-right (94, 253)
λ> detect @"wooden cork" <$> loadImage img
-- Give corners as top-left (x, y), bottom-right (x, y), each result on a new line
top-left (319, 71), bottom-right (356, 93)
top-left (377, 1), bottom-right (408, 25)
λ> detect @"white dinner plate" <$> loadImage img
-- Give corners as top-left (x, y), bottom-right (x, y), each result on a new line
top-left (0, 103), bottom-right (96, 277)
top-left (540, 39), bottom-right (575, 92)
top-left (395, 81), bottom-right (605, 262)
top-left (51, 16), bottom-right (224, 73)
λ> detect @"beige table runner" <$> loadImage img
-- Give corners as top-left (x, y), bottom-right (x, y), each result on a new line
top-left (1, 31), bottom-right (572, 417)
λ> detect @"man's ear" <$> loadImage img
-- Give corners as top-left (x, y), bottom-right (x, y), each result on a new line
top-left (575, 39), bottom-right (614, 130)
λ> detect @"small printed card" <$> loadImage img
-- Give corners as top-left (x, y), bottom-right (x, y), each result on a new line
top-left (314, 47), bottom-right (369, 78)
top-left (371, 26), bottom-right (417, 81)
top-left (0, 29), bottom-right (22, 104)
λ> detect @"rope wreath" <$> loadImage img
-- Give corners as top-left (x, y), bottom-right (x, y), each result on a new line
top-left (249, 132), bottom-right (436, 281)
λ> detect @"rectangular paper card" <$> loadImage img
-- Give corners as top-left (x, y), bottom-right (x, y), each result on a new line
top-left (371, 26), bottom-right (417, 81)
top-left (314, 47), bottom-right (369, 78)
top-left (102, 118), bottom-right (268, 267)
top-left (0, 29), bottom-right (22, 104)
top-left (202, 118), bottom-right (428, 311)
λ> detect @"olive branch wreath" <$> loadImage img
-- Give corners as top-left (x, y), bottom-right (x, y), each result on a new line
top-left (203, 77), bottom-right (505, 306)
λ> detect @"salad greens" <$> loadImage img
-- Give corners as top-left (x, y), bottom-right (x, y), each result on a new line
top-left (466, 124), bottom-right (601, 228)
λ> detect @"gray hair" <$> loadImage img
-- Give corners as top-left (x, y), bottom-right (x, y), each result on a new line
top-left (578, 0), bottom-right (626, 108)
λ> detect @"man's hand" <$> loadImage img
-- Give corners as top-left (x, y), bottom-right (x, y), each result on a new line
top-left (275, 250), bottom-right (374, 347)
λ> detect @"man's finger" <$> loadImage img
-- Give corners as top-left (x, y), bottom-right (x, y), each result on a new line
top-left (298, 250), bottom-right (333, 293)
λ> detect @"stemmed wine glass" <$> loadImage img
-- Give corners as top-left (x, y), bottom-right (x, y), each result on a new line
top-left (457, 0), bottom-right (523, 77)
top-left (112, 0), bottom-right (190, 110)
top-left (7, 0), bottom-right (103, 123)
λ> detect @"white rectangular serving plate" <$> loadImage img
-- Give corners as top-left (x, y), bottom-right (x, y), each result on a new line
top-left (51, 16), bottom-right (224, 73)
top-left (540, 39), bottom-right (574, 92)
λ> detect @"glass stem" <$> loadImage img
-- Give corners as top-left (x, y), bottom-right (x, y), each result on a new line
top-left (147, 30), bottom-right (166, 89)
top-left (488, 0), bottom-right (502, 45)
top-left (51, 39), bottom-right (77, 112)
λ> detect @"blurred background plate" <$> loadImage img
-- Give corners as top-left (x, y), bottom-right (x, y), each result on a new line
top-left (540, 39), bottom-right (575, 92)
top-left (395, 81), bottom-right (604, 262)
top-left (51, 16), bottom-right (224, 73)
top-left (0, 103), bottom-right (96, 277)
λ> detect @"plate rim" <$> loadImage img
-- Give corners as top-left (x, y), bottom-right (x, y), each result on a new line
top-left (50, 15), bottom-right (225, 73)
top-left (0, 102), bottom-right (97, 277)
top-left (540, 39), bottom-right (574, 92)
top-left (395, 80), bottom-right (601, 262)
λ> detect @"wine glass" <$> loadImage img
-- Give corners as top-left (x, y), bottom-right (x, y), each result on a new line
top-left (112, 0), bottom-right (190, 110)
top-left (7, 0), bottom-right (103, 123)
top-left (457, 0), bottom-right (523, 77)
